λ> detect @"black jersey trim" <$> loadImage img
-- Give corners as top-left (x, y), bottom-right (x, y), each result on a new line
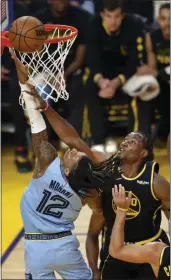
top-left (136, 227), bottom-right (162, 245)
top-left (150, 162), bottom-right (159, 201)
top-left (121, 164), bottom-right (146, 181)
top-left (159, 246), bottom-right (169, 265)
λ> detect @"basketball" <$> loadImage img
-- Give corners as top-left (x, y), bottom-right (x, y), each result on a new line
top-left (8, 16), bottom-right (47, 53)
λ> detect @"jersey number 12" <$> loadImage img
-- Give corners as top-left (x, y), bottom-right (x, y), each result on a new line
top-left (36, 190), bottom-right (69, 219)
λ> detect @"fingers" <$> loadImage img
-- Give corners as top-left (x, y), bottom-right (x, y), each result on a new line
top-left (127, 191), bottom-right (132, 206)
top-left (9, 48), bottom-right (17, 61)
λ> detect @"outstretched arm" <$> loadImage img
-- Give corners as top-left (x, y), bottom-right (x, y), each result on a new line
top-left (109, 186), bottom-right (167, 278)
top-left (10, 50), bottom-right (57, 177)
top-left (26, 88), bottom-right (100, 163)
top-left (109, 209), bottom-right (165, 265)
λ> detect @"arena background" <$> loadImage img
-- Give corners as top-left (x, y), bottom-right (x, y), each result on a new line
top-left (1, 0), bottom-right (170, 278)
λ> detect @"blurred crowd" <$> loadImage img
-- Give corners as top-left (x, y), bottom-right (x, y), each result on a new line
top-left (1, 0), bottom-right (170, 173)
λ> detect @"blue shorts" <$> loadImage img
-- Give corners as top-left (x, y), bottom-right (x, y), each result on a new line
top-left (24, 234), bottom-right (92, 279)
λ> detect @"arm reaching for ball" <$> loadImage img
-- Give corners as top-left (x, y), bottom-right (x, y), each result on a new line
top-left (10, 49), bottom-right (57, 178)
top-left (10, 49), bottom-right (101, 165)
top-left (25, 87), bottom-right (100, 163)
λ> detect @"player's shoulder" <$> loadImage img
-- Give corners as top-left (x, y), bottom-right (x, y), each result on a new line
top-left (153, 172), bottom-right (168, 186)
top-left (153, 172), bottom-right (170, 197)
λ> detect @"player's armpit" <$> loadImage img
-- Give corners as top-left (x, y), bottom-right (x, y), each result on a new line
top-left (33, 132), bottom-right (57, 178)
top-left (153, 173), bottom-right (170, 214)
top-left (109, 241), bottom-right (166, 268)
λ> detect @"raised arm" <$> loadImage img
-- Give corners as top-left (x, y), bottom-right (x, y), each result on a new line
top-left (109, 185), bottom-right (167, 278)
top-left (26, 88), bottom-right (100, 163)
top-left (10, 50), bottom-right (57, 178)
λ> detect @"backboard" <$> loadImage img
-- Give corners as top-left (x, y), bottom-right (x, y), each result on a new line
top-left (1, 0), bottom-right (14, 31)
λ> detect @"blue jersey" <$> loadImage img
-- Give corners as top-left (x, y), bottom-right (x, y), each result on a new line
top-left (20, 157), bottom-right (82, 233)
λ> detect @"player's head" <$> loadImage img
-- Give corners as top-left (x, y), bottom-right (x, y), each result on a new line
top-left (158, 3), bottom-right (170, 39)
top-left (63, 148), bottom-right (86, 176)
top-left (48, 0), bottom-right (69, 14)
top-left (118, 132), bottom-right (154, 164)
top-left (100, 0), bottom-right (125, 32)
top-left (63, 149), bottom-right (121, 191)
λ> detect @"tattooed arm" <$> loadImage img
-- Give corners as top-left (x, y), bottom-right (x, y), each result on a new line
top-left (10, 49), bottom-right (57, 178)
top-left (32, 131), bottom-right (57, 178)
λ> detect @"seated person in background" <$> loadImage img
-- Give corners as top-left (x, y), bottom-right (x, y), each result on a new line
top-left (84, 0), bottom-right (151, 151)
top-left (35, 0), bottom-right (91, 144)
top-left (138, 3), bottom-right (170, 143)
top-left (70, 0), bottom-right (95, 15)
top-left (109, 185), bottom-right (170, 280)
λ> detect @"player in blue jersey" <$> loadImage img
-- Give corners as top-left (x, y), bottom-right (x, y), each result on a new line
top-left (10, 50), bottom-right (120, 280)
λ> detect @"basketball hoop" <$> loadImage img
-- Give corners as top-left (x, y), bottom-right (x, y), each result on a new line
top-left (1, 24), bottom-right (78, 108)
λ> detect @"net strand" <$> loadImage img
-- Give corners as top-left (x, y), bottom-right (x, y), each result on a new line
top-left (15, 27), bottom-right (77, 109)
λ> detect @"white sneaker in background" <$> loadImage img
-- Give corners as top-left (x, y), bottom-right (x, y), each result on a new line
top-left (105, 139), bottom-right (118, 155)
top-left (91, 144), bottom-right (105, 153)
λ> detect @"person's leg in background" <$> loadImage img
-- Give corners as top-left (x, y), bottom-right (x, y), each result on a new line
top-left (128, 96), bottom-right (153, 137)
top-left (8, 67), bottom-right (32, 173)
top-left (156, 81), bottom-right (170, 141)
top-left (85, 78), bottom-right (105, 150)
top-left (66, 75), bottom-right (85, 138)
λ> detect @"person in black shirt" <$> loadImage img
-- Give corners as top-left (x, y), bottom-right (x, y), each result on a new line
top-left (109, 186), bottom-right (170, 280)
top-left (86, 131), bottom-right (170, 280)
top-left (84, 0), bottom-right (152, 148)
top-left (137, 3), bottom-right (170, 142)
top-left (35, 0), bottom-right (91, 139)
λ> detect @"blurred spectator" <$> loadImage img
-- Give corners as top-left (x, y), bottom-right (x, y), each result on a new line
top-left (14, 0), bottom-right (47, 18)
top-left (93, 0), bottom-right (153, 22)
top-left (93, 0), bottom-right (103, 14)
top-left (84, 0), bottom-right (149, 150)
top-left (138, 3), bottom-right (170, 142)
top-left (125, 0), bottom-right (154, 24)
top-left (35, 0), bottom-right (91, 141)
top-left (70, 0), bottom-right (95, 15)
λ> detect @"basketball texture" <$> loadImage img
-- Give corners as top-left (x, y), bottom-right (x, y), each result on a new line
top-left (8, 16), bottom-right (47, 53)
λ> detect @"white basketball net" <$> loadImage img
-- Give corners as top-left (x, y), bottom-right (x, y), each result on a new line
top-left (13, 26), bottom-right (77, 108)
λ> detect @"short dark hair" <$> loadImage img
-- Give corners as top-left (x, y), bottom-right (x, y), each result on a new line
top-left (133, 131), bottom-right (154, 162)
top-left (102, 0), bottom-right (126, 12)
top-left (159, 3), bottom-right (170, 13)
